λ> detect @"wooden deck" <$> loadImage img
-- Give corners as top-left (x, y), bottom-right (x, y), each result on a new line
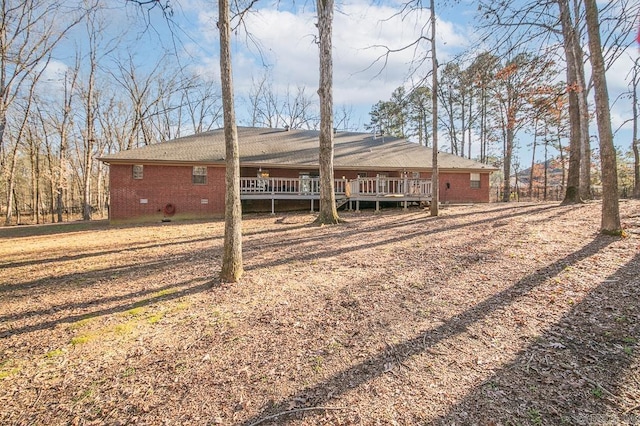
top-left (240, 177), bottom-right (432, 213)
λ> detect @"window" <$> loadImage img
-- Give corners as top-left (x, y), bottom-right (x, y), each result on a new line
top-left (193, 166), bottom-right (207, 184)
top-left (470, 173), bottom-right (481, 188)
top-left (132, 165), bottom-right (143, 179)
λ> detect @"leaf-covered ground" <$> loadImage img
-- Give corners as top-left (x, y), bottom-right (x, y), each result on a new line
top-left (1, 201), bottom-right (639, 425)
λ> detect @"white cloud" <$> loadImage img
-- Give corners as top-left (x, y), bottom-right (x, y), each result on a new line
top-left (184, 1), bottom-right (468, 126)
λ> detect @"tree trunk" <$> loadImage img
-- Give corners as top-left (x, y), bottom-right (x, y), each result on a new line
top-left (4, 143), bottom-right (19, 225)
top-left (572, 6), bottom-right (592, 200)
top-left (557, 128), bottom-right (566, 189)
top-left (502, 126), bottom-right (514, 202)
top-left (529, 118), bottom-right (538, 195)
top-left (578, 87), bottom-right (592, 199)
top-left (543, 131), bottom-right (548, 200)
top-left (632, 58), bottom-right (640, 198)
top-left (219, 0), bottom-right (243, 282)
top-left (467, 96), bottom-right (473, 159)
top-left (558, 0), bottom-right (583, 205)
top-left (314, 0), bottom-right (340, 224)
top-left (430, 0), bottom-right (439, 216)
top-left (584, 0), bottom-right (621, 234)
top-left (82, 145), bottom-right (92, 220)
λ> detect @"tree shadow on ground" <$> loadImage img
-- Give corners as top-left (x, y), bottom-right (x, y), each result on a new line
top-left (243, 204), bottom-right (561, 272)
top-left (240, 235), bottom-right (617, 425)
top-left (431, 251), bottom-right (640, 425)
top-left (0, 235), bottom-right (215, 269)
top-left (0, 277), bottom-right (215, 338)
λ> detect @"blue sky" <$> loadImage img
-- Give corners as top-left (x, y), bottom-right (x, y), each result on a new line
top-left (143, 0), bottom-right (475, 124)
top-left (46, 0), bottom-right (640, 166)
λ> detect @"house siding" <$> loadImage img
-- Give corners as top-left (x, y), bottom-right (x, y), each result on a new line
top-left (109, 164), bottom-right (225, 222)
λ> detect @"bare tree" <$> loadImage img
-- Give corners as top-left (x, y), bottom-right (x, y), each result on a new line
top-left (429, 0), bottom-right (439, 217)
top-left (583, 0), bottom-right (621, 234)
top-left (557, 0), bottom-right (584, 204)
top-left (632, 57), bottom-right (640, 198)
top-left (181, 76), bottom-right (223, 134)
top-left (315, 0), bottom-right (341, 224)
top-left (491, 52), bottom-right (555, 202)
top-left (219, 0), bottom-right (243, 282)
top-left (4, 74), bottom-right (44, 224)
top-left (1, 0), bottom-right (84, 223)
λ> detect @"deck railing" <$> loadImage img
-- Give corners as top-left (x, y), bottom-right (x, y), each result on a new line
top-left (240, 177), bottom-right (431, 197)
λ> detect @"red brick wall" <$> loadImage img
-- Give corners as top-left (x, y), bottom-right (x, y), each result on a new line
top-left (109, 164), bottom-right (225, 222)
top-left (438, 172), bottom-right (490, 203)
top-left (109, 165), bottom-right (492, 221)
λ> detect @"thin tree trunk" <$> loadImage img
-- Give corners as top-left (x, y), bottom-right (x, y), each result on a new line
top-left (4, 143), bottom-right (19, 225)
top-left (529, 118), bottom-right (538, 195)
top-left (468, 96), bottom-right (473, 159)
top-left (557, 127), bottom-right (566, 189)
top-left (584, 0), bottom-right (621, 234)
top-left (315, 0), bottom-right (340, 224)
top-left (544, 129), bottom-right (548, 200)
top-left (502, 127), bottom-right (514, 202)
top-left (578, 88), bottom-right (592, 199)
top-left (219, 0), bottom-right (243, 282)
top-left (632, 58), bottom-right (640, 198)
top-left (430, 0), bottom-right (439, 216)
top-left (572, 5), bottom-right (592, 200)
top-left (558, 0), bottom-right (583, 205)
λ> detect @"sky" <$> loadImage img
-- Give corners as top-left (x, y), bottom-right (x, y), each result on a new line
top-left (144, 0), bottom-right (476, 128)
top-left (48, 0), bottom-right (640, 166)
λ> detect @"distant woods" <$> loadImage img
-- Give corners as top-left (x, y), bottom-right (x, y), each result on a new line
top-left (1, 0), bottom-right (638, 227)
top-left (366, 0), bottom-right (639, 212)
top-left (0, 0), bottom-right (357, 226)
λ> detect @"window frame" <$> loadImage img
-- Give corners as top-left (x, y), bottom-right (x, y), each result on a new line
top-left (192, 166), bottom-right (208, 185)
top-left (132, 164), bottom-right (144, 180)
top-left (470, 172), bottom-right (481, 189)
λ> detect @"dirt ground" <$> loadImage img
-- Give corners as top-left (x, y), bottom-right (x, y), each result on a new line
top-left (1, 201), bottom-right (639, 426)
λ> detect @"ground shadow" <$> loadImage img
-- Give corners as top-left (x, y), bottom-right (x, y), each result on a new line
top-left (0, 277), bottom-right (215, 338)
top-left (431, 251), bottom-right (640, 425)
top-left (243, 204), bottom-right (562, 272)
top-left (240, 235), bottom-right (616, 425)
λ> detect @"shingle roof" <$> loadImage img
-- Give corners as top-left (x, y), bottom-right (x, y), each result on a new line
top-left (100, 127), bottom-right (496, 172)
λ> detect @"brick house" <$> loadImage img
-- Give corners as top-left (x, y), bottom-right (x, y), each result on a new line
top-left (100, 127), bottom-right (497, 222)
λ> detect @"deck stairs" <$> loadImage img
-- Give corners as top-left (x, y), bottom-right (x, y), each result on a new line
top-left (335, 197), bottom-right (349, 209)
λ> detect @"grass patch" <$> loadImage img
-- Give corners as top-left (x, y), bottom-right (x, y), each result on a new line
top-left (591, 387), bottom-right (604, 398)
top-left (0, 368), bottom-right (20, 380)
top-left (70, 334), bottom-right (94, 345)
top-left (45, 349), bottom-right (65, 358)
top-left (68, 317), bottom-right (93, 330)
top-left (113, 322), bottom-right (135, 335)
top-left (123, 306), bottom-right (145, 317)
top-left (147, 311), bottom-right (165, 324)
top-left (154, 288), bottom-right (179, 298)
top-left (528, 408), bottom-right (542, 425)
top-left (173, 301), bottom-right (191, 311)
